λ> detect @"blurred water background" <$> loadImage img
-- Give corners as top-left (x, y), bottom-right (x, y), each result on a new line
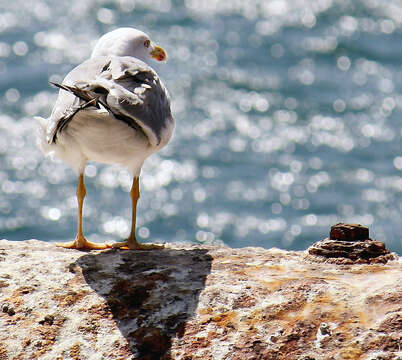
top-left (1, 0), bottom-right (402, 253)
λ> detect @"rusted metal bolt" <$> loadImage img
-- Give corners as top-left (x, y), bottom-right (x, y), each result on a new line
top-left (330, 223), bottom-right (369, 241)
top-left (307, 223), bottom-right (396, 264)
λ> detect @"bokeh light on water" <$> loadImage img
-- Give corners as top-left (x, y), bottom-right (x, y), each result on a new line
top-left (1, 0), bottom-right (402, 253)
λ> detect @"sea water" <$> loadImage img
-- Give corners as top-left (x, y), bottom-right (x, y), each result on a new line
top-left (1, 0), bottom-right (402, 254)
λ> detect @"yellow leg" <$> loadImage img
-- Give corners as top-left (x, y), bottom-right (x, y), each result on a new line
top-left (56, 172), bottom-right (107, 250)
top-left (109, 177), bottom-right (163, 250)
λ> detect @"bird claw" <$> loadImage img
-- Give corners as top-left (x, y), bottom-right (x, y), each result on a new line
top-left (56, 236), bottom-right (108, 250)
top-left (106, 241), bottom-right (164, 250)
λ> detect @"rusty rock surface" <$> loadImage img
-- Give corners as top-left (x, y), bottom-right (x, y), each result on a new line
top-left (0, 239), bottom-right (400, 360)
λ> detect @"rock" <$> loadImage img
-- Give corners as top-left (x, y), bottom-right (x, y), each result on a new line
top-left (7, 307), bottom-right (15, 316)
top-left (39, 315), bottom-right (55, 325)
top-left (2, 302), bottom-right (15, 316)
top-left (0, 239), bottom-right (400, 359)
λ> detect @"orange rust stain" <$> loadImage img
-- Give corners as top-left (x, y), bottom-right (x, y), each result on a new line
top-left (246, 308), bottom-right (263, 325)
top-left (355, 310), bottom-right (371, 327)
top-left (31, 316), bottom-right (66, 359)
top-left (299, 293), bottom-right (353, 327)
top-left (239, 289), bottom-right (367, 359)
top-left (13, 286), bottom-right (35, 296)
top-left (242, 265), bottom-right (289, 277)
top-left (340, 347), bottom-right (363, 360)
top-left (303, 293), bottom-right (368, 356)
top-left (53, 289), bottom-right (89, 307)
top-left (265, 264), bottom-right (286, 272)
top-left (260, 277), bottom-right (297, 292)
top-left (22, 337), bottom-right (32, 348)
top-left (232, 293), bottom-right (257, 309)
top-left (231, 270), bottom-right (250, 278)
top-left (69, 343), bottom-right (81, 360)
top-left (211, 311), bottom-right (237, 329)
top-left (6, 294), bottom-right (24, 308)
top-left (303, 274), bottom-right (339, 281)
top-left (309, 292), bottom-right (373, 331)
top-left (199, 307), bottom-right (213, 316)
top-left (199, 314), bottom-right (212, 324)
top-left (348, 265), bottom-right (392, 275)
top-left (11, 355), bottom-right (24, 360)
top-left (85, 302), bottom-right (110, 316)
top-left (0, 344), bottom-right (7, 360)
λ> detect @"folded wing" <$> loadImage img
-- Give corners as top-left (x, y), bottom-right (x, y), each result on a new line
top-left (47, 56), bottom-right (172, 148)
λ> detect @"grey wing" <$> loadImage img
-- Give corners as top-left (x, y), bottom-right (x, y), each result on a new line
top-left (48, 56), bottom-right (172, 147)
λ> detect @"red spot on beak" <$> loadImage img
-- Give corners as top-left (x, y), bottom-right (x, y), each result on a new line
top-left (151, 45), bottom-right (167, 62)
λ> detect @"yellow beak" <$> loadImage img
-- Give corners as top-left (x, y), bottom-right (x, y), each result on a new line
top-left (151, 45), bottom-right (167, 62)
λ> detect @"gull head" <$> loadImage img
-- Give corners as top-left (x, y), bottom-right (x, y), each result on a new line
top-left (90, 27), bottom-right (167, 64)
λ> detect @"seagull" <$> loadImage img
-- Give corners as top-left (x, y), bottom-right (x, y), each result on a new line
top-left (36, 28), bottom-right (175, 250)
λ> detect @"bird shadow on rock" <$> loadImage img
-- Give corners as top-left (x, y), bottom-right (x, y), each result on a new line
top-left (72, 247), bottom-right (212, 359)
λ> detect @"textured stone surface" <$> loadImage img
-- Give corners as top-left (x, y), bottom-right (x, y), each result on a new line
top-left (0, 240), bottom-right (401, 360)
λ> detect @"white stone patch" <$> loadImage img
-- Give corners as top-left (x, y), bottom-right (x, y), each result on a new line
top-left (314, 322), bottom-right (337, 348)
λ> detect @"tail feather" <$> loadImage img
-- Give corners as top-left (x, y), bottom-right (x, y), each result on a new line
top-left (35, 116), bottom-right (54, 156)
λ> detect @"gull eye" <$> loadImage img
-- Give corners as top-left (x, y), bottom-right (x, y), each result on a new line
top-left (144, 39), bottom-right (150, 48)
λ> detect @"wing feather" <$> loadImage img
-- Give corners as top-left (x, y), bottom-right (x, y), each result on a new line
top-left (48, 56), bottom-right (172, 148)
